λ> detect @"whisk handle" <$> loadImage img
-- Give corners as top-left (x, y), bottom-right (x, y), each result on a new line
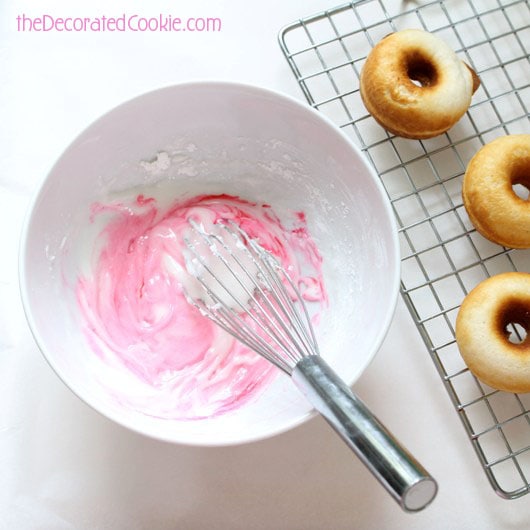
top-left (292, 355), bottom-right (437, 512)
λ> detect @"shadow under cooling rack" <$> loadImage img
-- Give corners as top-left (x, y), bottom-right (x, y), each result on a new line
top-left (279, 0), bottom-right (530, 499)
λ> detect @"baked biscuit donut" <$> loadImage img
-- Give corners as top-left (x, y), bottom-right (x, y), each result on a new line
top-left (455, 272), bottom-right (530, 394)
top-left (360, 29), bottom-right (480, 139)
top-left (462, 134), bottom-right (530, 248)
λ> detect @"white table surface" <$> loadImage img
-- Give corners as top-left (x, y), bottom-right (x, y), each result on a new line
top-left (2, 0), bottom-right (530, 528)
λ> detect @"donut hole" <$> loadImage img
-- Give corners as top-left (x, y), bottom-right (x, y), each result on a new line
top-left (512, 164), bottom-right (530, 200)
top-left (512, 183), bottom-right (530, 201)
top-left (405, 52), bottom-right (438, 88)
top-left (506, 322), bottom-right (527, 344)
top-left (499, 301), bottom-right (530, 346)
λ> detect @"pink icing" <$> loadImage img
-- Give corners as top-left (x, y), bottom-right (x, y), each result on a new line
top-left (77, 194), bottom-right (327, 419)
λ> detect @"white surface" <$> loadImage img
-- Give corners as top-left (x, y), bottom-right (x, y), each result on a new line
top-left (2, 0), bottom-right (530, 528)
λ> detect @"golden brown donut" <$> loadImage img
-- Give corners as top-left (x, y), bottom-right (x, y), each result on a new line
top-left (455, 272), bottom-right (530, 394)
top-left (462, 134), bottom-right (530, 248)
top-left (359, 29), bottom-right (480, 139)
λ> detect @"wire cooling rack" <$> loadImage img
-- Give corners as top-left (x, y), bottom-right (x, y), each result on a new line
top-left (279, 0), bottom-right (530, 499)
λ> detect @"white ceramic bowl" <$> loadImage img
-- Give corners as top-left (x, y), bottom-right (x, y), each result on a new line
top-left (19, 82), bottom-right (399, 445)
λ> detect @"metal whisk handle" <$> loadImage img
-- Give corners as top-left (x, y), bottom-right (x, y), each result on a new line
top-left (292, 355), bottom-right (437, 512)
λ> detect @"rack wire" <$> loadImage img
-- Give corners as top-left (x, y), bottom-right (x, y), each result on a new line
top-left (279, 0), bottom-right (530, 499)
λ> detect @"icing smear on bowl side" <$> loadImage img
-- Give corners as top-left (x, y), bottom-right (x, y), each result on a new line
top-left (76, 193), bottom-right (327, 420)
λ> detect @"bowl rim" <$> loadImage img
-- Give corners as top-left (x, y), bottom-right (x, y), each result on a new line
top-left (18, 79), bottom-right (401, 446)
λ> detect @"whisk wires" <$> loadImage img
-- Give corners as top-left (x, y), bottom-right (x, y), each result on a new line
top-left (183, 219), bottom-right (319, 374)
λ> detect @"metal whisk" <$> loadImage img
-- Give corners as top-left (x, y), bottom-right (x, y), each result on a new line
top-left (184, 219), bottom-right (437, 512)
